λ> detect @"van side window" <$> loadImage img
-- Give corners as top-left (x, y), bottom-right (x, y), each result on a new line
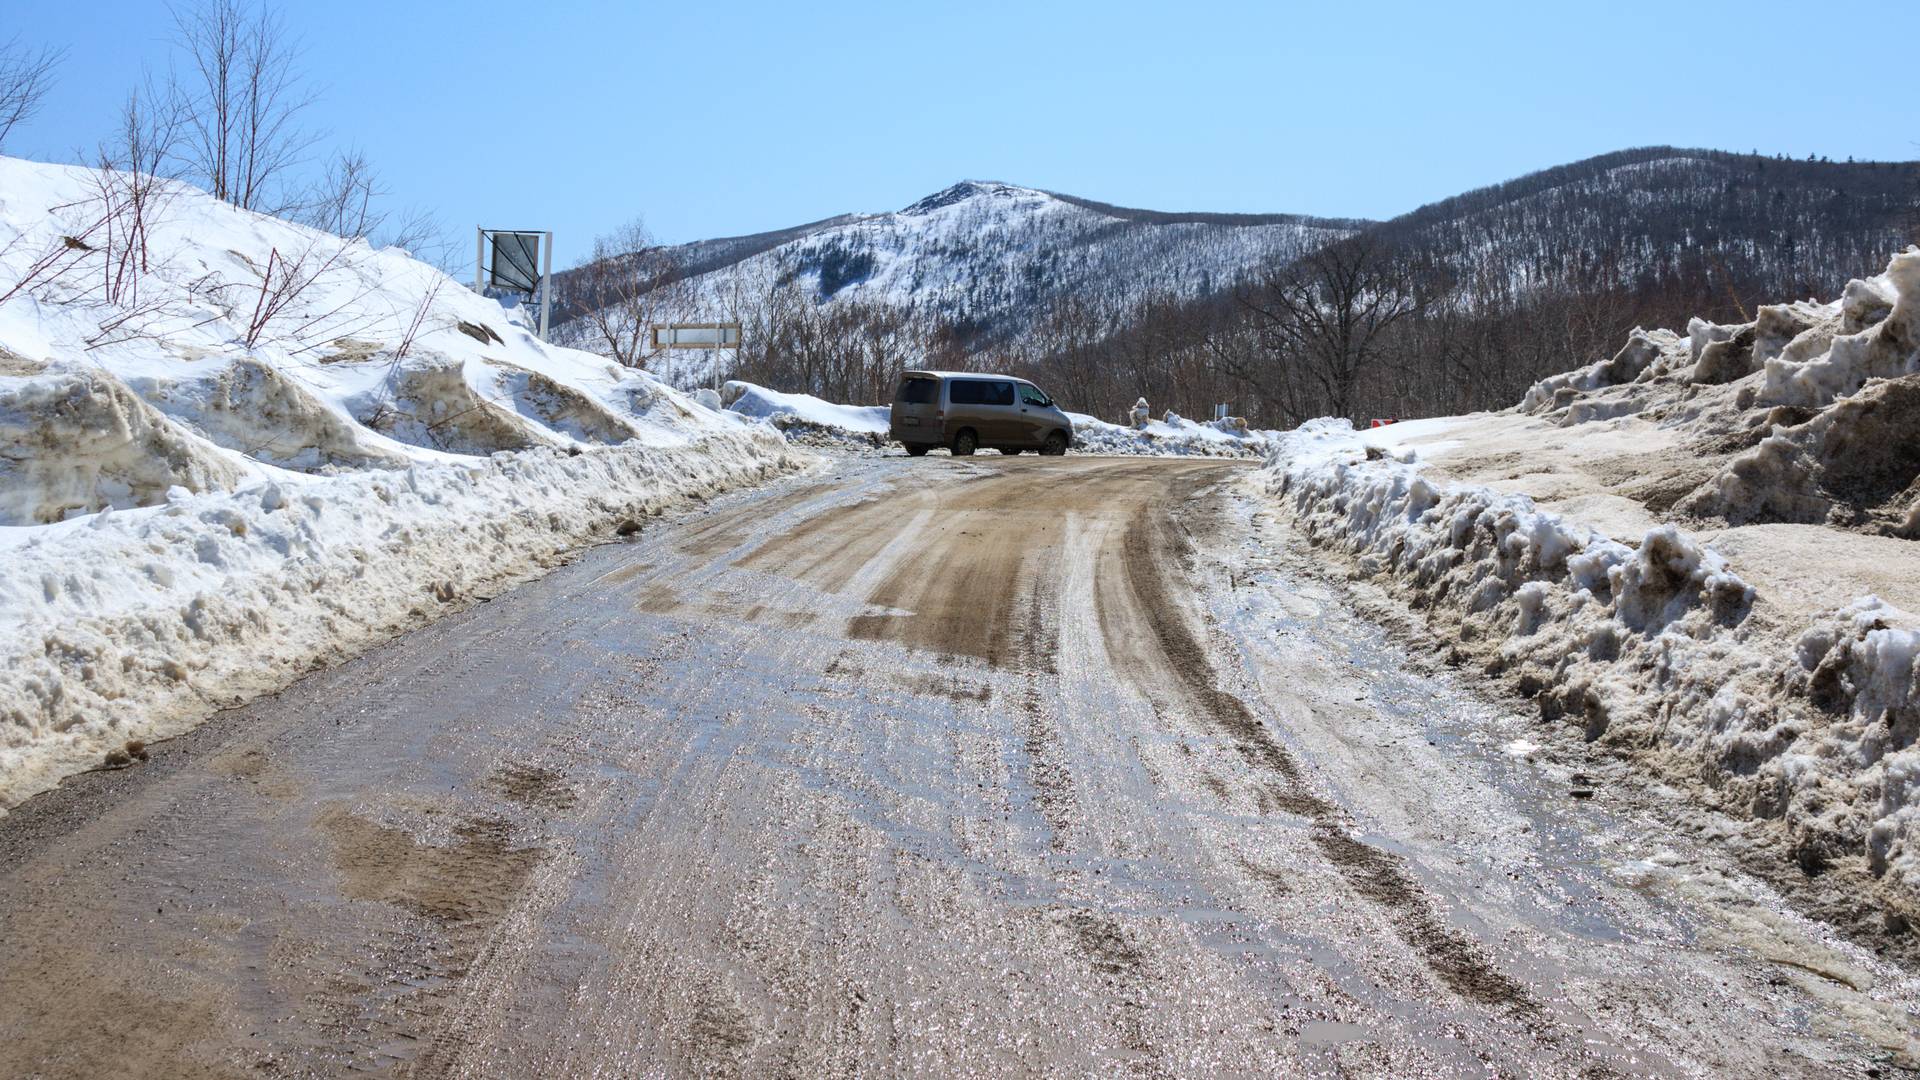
top-left (1019, 385), bottom-right (1051, 407)
top-left (899, 378), bottom-right (937, 404)
top-left (950, 379), bottom-right (1015, 406)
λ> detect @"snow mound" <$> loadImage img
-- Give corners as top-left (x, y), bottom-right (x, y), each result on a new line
top-left (127, 356), bottom-right (410, 473)
top-left (1520, 329), bottom-right (1687, 413)
top-left (722, 380), bottom-right (890, 435)
top-left (1266, 249), bottom-right (1920, 917)
top-left (1680, 374), bottom-right (1920, 536)
top-left (0, 430), bottom-right (798, 808)
top-left (0, 366), bottom-right (245, 525)
top-left (1754, 249), bottom-right (1920, 409)
top-left (1066, 410), bottom-right (1274, 458)
top-left (0, 154), bottom-right (811, 808)
top-left (350, 353), bottom-right (557, 455)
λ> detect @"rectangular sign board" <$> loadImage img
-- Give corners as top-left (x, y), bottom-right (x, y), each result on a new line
top-left (488, 232), bottom-right (543, 293)
top-left (651, 323), bottom-right (742, 349)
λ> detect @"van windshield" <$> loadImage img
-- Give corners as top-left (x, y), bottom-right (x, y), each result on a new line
top-left (898, 378), bottom-right (938, 405)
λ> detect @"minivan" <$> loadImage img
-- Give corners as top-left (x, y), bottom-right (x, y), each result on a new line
top-left (890, 371), bottom-right (1074, 457)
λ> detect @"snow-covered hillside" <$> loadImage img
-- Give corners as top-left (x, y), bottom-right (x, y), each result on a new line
top-left (1264, 249), bottom-right (1920, 919)
top-left (1370, 148), bottom-right (1914, 303)
top-left (0, 156), bottom-right (806, 808)
top-left (554, 180), bottom-right (1361, 381)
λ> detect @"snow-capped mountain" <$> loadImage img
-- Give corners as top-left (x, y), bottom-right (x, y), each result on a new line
top-left (554, 150), bottom-right (1917, 390)
top-left (552, 180), bottom-right (1366, 353)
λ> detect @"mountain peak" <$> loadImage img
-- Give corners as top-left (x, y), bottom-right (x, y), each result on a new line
top-left (900, 180), bottom-right (1048, 216)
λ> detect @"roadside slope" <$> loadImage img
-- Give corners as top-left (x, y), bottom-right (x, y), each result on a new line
top-left (1265, 249), bottom-right (1920, 928)
top-left (0, 155), bottom-right (807, 808)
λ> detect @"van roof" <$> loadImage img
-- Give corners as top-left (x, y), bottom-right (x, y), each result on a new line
top-left (900, 370), bottom-right (1036, 386)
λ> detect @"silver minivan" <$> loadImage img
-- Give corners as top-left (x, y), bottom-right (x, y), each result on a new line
top-left (890, 371), bottom-right (1074, 457)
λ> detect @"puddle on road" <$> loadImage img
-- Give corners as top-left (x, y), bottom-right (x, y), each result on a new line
top-left (484, 762), bottom-right (579, 812)
top-left (320, 806), bottom-right (544, 925)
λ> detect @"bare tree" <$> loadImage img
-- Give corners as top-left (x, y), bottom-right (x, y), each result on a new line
top-left (1230, 236), bottom-right (1423, 423)
top-left (0, 37), bottom-right (63, 151)
top-left (571, 219), bottom-right (680, 367)
top-left (171, 0), bottom-right (314, 213)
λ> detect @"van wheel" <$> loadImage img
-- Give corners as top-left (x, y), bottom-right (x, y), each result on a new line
top-left (905, 444), bottom-right (929, 457)
top-left (952, 430), bottom-right (978, 457)
top-left (1041, 431), bottom-right (1069, 456)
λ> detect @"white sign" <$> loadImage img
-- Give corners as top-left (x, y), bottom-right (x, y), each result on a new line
top-left (651, 323), bottom-right (742, 350)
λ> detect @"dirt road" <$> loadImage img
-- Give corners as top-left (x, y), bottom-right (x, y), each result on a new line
top-left (0, 456), bottom-right (1912, 1077)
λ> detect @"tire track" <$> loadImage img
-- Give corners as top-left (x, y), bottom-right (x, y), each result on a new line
top-left (1107, 481), bottom-right (1582, 1041)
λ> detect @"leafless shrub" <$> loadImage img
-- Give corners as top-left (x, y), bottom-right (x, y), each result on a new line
top-left (0, 36), bottom-right (63, 151)
top-left (239, 237), bottom-right (353, 348)
top-left (301, 148), bottom-right (381, 239)
top-left (90, 83), bottom-right (186, 309)
top-left (1, 81), bottom-right (182, 331)
top-left (392, 275), bottom-right (444, 362)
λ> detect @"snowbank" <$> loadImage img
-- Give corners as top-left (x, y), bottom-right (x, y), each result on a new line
top-left (1065, 410), bottom-right (1274, 458)
top-left (0, 156), bottom-right (808, 807)
top-left (721, 380), bottom-right (889, 447)
top-left (1266, 250), bottom-right (1920, 912)
top-left (0, 432), bottom-right (793, 806)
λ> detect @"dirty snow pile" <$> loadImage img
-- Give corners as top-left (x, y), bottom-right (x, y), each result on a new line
top-left (0, 155), bottom-right (807, 809)
top-left (1265, 249), bottom-right (1920, 916)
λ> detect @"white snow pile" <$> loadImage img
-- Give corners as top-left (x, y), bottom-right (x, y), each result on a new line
top-left (1265, 250), bottom-right (1920, 915)
top-left (0, 155), bottom-right (806, 808)
top-left (1065, 409), bottom-right (1275, 458)
top-left (720, 380), bottom-right (889, 448)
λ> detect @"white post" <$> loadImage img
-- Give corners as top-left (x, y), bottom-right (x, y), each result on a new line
top-left (474, 227), bottom-right (485, 293)
top-left (538, 230), bottom-right (553, 343)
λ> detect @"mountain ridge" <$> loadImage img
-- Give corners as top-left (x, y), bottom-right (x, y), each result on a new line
top-left (553, 146), bottom-right (1919, 385)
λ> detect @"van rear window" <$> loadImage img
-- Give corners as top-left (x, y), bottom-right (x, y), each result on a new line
top-left (950, 379), bottom-right (1014, 406)
top-left (898, 378), bottom-right (937, 405)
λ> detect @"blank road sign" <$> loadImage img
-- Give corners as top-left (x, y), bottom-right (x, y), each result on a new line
top-left (651, 323), bottom-right (742, 349)
top-left (489, 232), bottom-right (543, 292)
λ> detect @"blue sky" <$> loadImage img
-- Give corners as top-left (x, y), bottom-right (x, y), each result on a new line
top-left (8, 0), bottom-right (1916, 264)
